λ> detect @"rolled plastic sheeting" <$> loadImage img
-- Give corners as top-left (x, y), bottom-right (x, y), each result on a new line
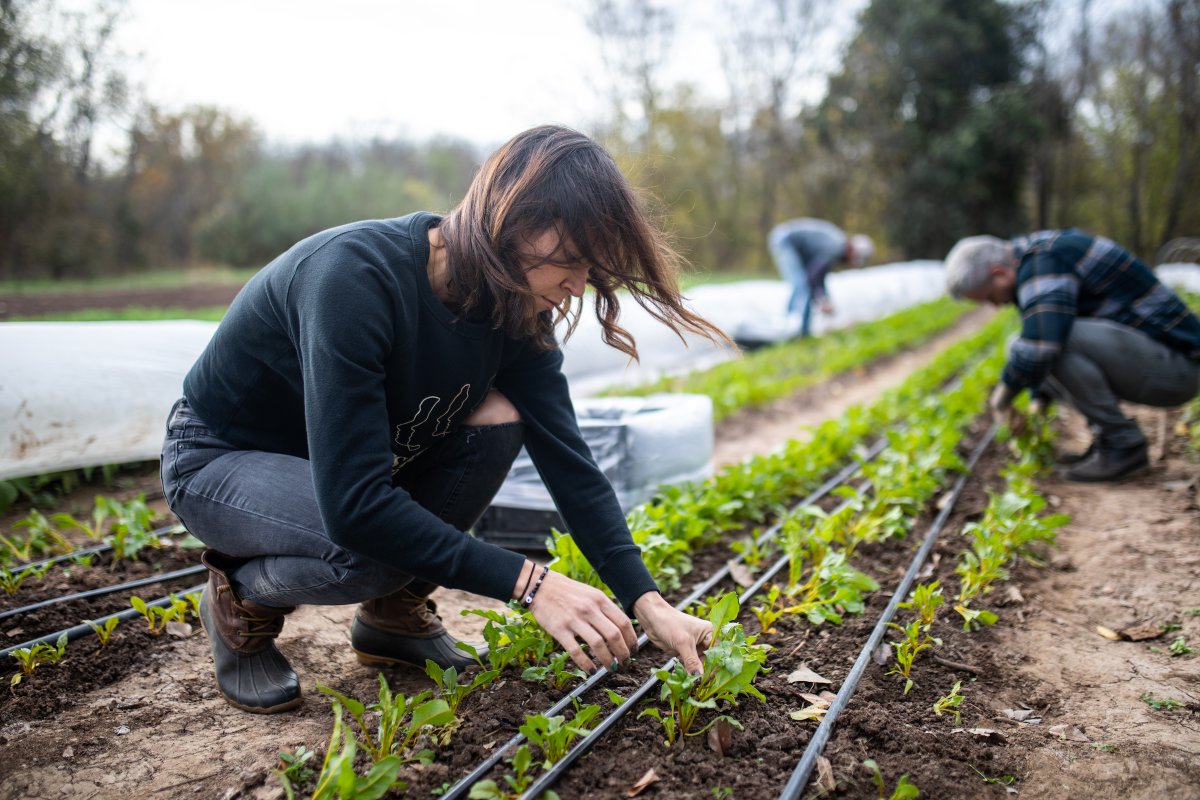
top-left (0, 321), bottom-right (217, 481)
top-left (488, 393), bottom-right (714, 514)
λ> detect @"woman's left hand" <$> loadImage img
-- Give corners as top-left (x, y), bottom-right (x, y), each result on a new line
top-left (632, 592), bottom-right (712, 674)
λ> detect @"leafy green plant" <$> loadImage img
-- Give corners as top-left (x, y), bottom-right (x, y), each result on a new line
top-left (519, 702), bottom-right (601, 768)
top-left (309, 701), bottom-right (405, 800)
top-left (780, 550), bottom-right (879, 626)
top-left (640, 593), bottom-right (769, 745)
top-left (863, 759), bottom-right (920, 800)
top-left (461, 606), bottom-right (557, 674)
top-left (751, 585), bottom-right (784, 635)
top-left (899, 581), bottom-right (943, 631)
top-left (932, 680), bottom-right (965, 725)
top-left (318, 675), bottom-right (454, 765)
top-left (103, 495), bottom-right (160, 560)
top-left (85, 616), bottom-right (121, 647)
top-left (425, 659), bottom-right (499, 717)
top-left (5, 509), bottom-right (73, 561)
top-left (467, 744), bottom-right (561, 800)
top-left (521, 651), bottom-right (585, 691)
top-left (0, 563), bottom-right (46, 595)
top-left (730, 526), bottom-right (775, 570)
top-left (130, 593), bottom-right (189, 635)
top-left (9, 632), bottom-right (69, 687)
top-left (886, 619), bottom-right (932, 695)
top-left (274, 745), bottom-right (316, 800)
top-left (1168, 636), bottom-right (1193, 656)
top-left (1141, 692), bottom-right (1183, 711)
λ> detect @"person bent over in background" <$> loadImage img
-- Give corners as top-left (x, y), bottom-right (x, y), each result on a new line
top-left (944, 229), bottom-right (1200, 482)
top-left (160, 125), bottom-right (729, 714)
top-left (767, 218), bottom-right (874, 339)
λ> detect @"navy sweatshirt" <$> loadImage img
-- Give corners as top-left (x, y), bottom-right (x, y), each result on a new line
top-left (183, 213), bottom-right (658, 611)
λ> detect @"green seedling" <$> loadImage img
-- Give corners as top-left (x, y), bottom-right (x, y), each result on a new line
top-left (104, 495), bottom-right (160, 561)
top-left (730, 526), bottom-right (774, 569)
top-left (1168, 636), bottom-right (1193, 656)
top-left (780, 550), bottom-right (879, 626)
top-left (932, 680), bottom-right (965, 725)
top-left (886, 619), bottom-right (932, 694)
top-left (518, 702), bottom-right (601, 768)
top-left (0, 563), bottom-right (46, 595)
top-left (274, 745), bottom-right (316, 800)
top-left (50, 495), bottom-right (121, 541)
top-left (863, 759), bottom-right (920, 800)
top-left (310, 702), bottom-right (405, 800)
top-left (6, 509), bottom-right (73, 561)
top-left (751, 585), bottom-right (784, 635)
top-left (318, 674), bottom-right (453, 765)
top-left (9, 632), bottom-right (69, 687)
top-left (953, 603), bottom-right (998, 632)
top-left (130, 594), bottom-right (189, 635)
top-left (462, 606), bottom-right (557, 674)
top-left (971, 766), bottom-right (1016, 785)
top-left (1091, 742), bottom-right (1116, 753)
top-left (425, 659), bottom-right (499, 717)
top-left (711, 788), bottom-right (733, 799)
top-left (467, 744), bottom-right (562, 800)
top-left (85, 616), bottom-right (120, 647)
top-left (1161, 621), bottom-right (1182, 633)
top-left (521, 651), bottom-right (584, 691)
top-left (899, 581), bottom-right (943, 631)
top-left (604, 688), bottom-right (626, 707)
top-left (1141, 692), bottom-right (1183, 711)
top-left (640, 592), bottom-right (769, 745)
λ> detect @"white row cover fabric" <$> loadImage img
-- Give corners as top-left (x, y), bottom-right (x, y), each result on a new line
top-left (489, 394), bottom-right (714, 513)
top-left (5, 261), bottom-right (1195, 481)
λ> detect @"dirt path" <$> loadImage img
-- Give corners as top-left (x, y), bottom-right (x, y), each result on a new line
top-left (3, 310), bottom-right (1199, 799)
top-left (990, 405), bottom-right (1200, 799)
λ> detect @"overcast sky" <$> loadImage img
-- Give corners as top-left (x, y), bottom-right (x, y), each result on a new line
top-left (102, 0), bottom-right (860, 149)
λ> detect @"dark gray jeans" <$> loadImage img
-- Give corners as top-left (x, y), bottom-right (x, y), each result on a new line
top-left (1037, 318), bottom-right (1200, 449)
top-left (160, 398), bottom-right (523, 608)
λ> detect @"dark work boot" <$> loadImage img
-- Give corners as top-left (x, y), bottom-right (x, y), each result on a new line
top-left (350, 584), bottom-right (478, 670)
top-left (1055, 440), bottom-right (1096, 466)
top-left (1063, 442), bottom-right (1149, 482)
top-left (198, 551), bottom-right (302, 714)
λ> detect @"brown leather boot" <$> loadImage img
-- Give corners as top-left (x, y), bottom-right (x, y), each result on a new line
top-left (198, 550), bottom-right (302, 713)
top-left (350, 584), bottom-right (478, 670)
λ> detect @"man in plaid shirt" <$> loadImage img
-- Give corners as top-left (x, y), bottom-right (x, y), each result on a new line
top-left (944, 229), bottom-right (1200, 482)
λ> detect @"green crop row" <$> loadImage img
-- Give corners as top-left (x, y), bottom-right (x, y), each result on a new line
top-left (603, 296), bottom-right (973, 421)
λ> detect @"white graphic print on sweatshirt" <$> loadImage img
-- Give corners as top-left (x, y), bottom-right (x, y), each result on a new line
top-left (391, 384), bottom-right (472, 474)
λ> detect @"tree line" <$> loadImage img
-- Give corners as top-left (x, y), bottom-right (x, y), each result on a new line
top-left (1, 0), bottom-right (1196, 281)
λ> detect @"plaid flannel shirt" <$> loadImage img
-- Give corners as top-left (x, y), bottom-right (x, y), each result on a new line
top-left (1003, 229), bottom-right (1200, 392)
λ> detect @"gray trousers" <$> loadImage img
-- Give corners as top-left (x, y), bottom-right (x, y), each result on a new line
top-left (160, 398), bottom-right (524, 608)
top-left (1037, 318), bottom-right (1200, 449)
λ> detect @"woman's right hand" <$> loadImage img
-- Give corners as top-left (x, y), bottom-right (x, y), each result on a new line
top-left (513, 563), bottom-right (637, 674)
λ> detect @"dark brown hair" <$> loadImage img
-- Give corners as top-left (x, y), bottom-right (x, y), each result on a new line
top-left (438, 125), bottom-right (730, 358)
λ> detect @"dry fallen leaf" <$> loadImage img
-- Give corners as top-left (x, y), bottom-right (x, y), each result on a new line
top-left (799, 693), bottom-right (831, 707)
top-left (789, 703), bottom-right (829, 722)
top-left (1004, 586), bottom-right (1025, 605)
top-left (165, 621), bottom-right (193, 639)
top-left (707, 718), bottom-right (734, 757)
top-left (626, 768), bottom-right (659, 798)
top-left (816, 756), bottom-right (836, 792)
top-left (726, 559), bottom-right (756, 588)
top-left (1118, 623), bottom-right (1163, 641)
top-left (1002, 709), bottom-right (1036, 722)
top-left (787, 666), bottom-right (831, 685)
top-left (1095, 625), bottom-right (1121, 641)
top-left (871, 643), bottom-right (891, 665)
top-left (1048, 724), bottom-right (1089, 742)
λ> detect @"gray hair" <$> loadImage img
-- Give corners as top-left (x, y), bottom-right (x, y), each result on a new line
top-left (943, 235), bottom-right (1014, 299)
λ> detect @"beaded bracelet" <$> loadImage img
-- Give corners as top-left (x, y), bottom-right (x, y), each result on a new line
top-left (522, 564), bottom-right (550, 608)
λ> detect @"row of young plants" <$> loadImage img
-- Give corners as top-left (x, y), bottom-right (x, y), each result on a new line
top-left (276, 315), bottom-right (1018, 798)
top-left (602, 296), bottom-right (971, 421)
top-left (466, 333), bottom-right (1014, 797)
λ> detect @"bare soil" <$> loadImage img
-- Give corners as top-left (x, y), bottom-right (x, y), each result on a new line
top-left (1, 306), bottom-right (1197, 800)
top-left (0, 285), bottom-right (243, 320)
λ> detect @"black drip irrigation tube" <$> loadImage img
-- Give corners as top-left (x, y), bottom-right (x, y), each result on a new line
top-left (0, 564), bottom-right (207, 624)
top-left (0, 582), bottom-right (208, 660)
top-left (777, 421), bottom-right (998, 800)
top-left (514, 481), bottom-right (878, 800)
top-left (438, 438), bottom-right (887, 800)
